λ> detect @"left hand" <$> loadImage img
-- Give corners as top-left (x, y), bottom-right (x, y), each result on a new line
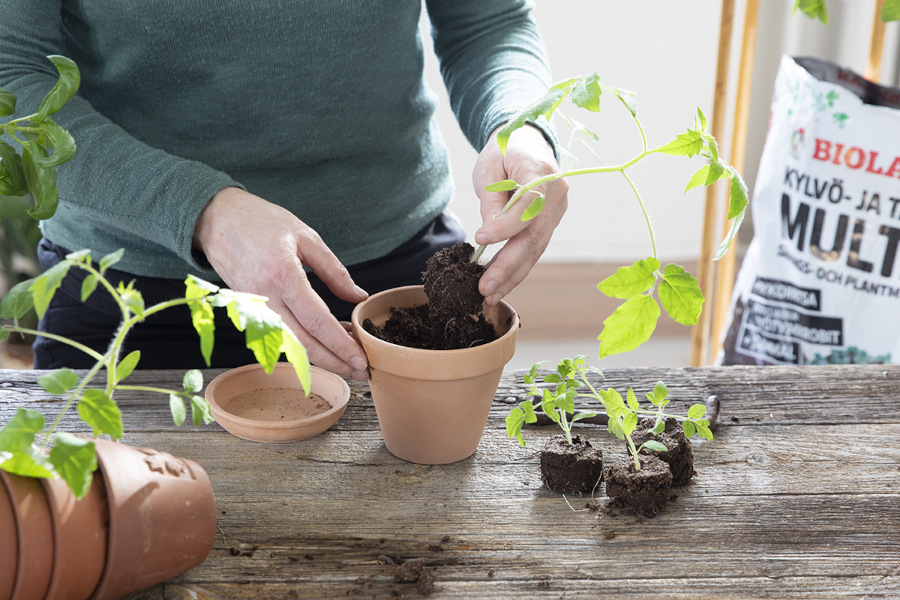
top-left (472, 124), bottom-right (568, 306)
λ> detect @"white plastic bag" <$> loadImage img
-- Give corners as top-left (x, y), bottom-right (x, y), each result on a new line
top-left (719, 56), bottom-right (900, 365)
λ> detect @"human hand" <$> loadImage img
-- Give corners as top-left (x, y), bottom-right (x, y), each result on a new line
top-left (472, 125), bottom-right (568, 306)
top-left (193, 187), bottom-right (370, 381)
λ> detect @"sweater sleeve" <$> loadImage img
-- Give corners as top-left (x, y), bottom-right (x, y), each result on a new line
top-left (0, 0), bottom-right (242, 272)
top-left (424, 0), bottom-right (558, 153)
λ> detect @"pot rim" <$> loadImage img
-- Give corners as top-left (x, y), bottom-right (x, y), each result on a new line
top-left (350, 285), bottom-right (519, 356)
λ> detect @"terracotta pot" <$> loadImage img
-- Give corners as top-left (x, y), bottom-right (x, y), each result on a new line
top-left (89, 439), bottom-right (217, 600)
top-left (350, 285), bottom-right (518, 464)
top-left (1, 471), bottom-right (53, 600)
top-left (0, 473), bottom-right (20, 600)
top-left (41, 472), bottom-right (108, 600)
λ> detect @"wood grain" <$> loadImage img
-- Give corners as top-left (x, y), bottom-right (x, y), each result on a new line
top-left (2, 364), bottom-right (899, 599)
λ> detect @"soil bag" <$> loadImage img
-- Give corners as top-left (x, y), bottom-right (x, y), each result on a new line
top-left (719, 56), bottom-right (900, 365)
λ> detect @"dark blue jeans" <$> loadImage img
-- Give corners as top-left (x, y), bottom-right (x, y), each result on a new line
top-left (34, 210), bottom-right (465, 370)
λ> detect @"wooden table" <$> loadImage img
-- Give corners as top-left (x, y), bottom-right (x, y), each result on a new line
top-left (2, 364), bottom-right (899, 599)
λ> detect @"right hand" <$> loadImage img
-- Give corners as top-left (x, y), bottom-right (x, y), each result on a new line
top-left (192, 187), bottom-right (370, 381)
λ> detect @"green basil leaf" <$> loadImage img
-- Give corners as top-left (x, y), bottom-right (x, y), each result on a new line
top-left (190, 395), bottom-right (215, 426)
top-left (34, 55), bottom-right (81, 122)
top-left (31, 119), bottom-right (76, 168)
top-left (169, 394), bottom-right (186, 427)
top-left (21, 143), bottom-right (59, 220)
top-left (0, 87), bottom-right (16, 117)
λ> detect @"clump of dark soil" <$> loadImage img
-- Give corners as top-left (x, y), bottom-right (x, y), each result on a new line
top-left (631, 417), bottom-right (697, 487)
top-left (604, 455), bottom-right (673, 518)
top-left (363, 243), bottom-right (499, 350)
top-left (394, 558), bottom-right (435, 595)
top-left (540, 435), bottom-right (604, 495)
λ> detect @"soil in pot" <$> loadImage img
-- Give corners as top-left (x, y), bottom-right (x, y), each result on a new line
top-left (362, 243), bottom-right (499, 350)
top-left (540, 435), bottom-right (604, 495)
top-left (631, 417), bottom-right (697, 487)
top-left (604, 455), bottom-right (673, 518)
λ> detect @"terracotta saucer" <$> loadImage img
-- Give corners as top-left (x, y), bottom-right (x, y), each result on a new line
top-left (205, 363), bottom-right (350, 443)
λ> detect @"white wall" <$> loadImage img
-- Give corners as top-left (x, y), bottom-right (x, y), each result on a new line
top-left (423, 0), bottom-right (898, 264)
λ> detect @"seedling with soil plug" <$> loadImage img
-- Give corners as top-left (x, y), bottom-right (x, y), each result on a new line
top-left (507, 357), bottom-right (712, 468)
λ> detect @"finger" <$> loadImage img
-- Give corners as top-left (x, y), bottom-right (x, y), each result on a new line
top-left (296, 228), bottom-right (368, 304)
top-left (276, 274), bottom-right (370, 381)
top-left (479, 227), bottom-right (551, 306)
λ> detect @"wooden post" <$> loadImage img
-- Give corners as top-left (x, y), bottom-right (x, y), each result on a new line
top-left (866, 0), bottom-right (887, 82)
top-left (691, 0), bottom-right (736, 367)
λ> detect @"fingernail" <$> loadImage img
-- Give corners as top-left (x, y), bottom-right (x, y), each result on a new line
top-left (474, 231), bottom-right (489, 245)
top-left (351, 356), bottom-right (368, 371)
top-left (351, 370), bottom-right (368, 382)
top-left (354, 285), bottom-right (369, 298)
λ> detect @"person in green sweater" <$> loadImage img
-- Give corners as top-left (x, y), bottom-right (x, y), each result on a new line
top-left (0, 1), bottom-right (567, 380)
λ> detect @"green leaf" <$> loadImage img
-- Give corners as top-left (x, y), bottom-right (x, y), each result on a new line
top-left (658, 264), bottom-right (704, 326)
top-left (182, 369), bottom-right (203, 393)
top-left (687, 403), bottom-right (708, 420)
top-left (496, 88), bottom-right (567, 154)
top-left (114, 351), bottom-right (141, 383)
top-left (0, 278), bottom-right (36, 319)
top-left (80, 274), bottom-right (99, 302)
top-left (598, 258), bottom-right (660, 299)
top-left (187, 298), bottom-right (215, 366)
top-left (29, 260), bottom-right (70, 318)
top-left (223, 293), bottom-right (288, 372)
top-left (169, 394), bottom-right (186, 427)
top-left (506, 408), bottom-right (528, 446)
top-left (38, 368), bottom-right (79, 395)
top-left (190, 395), bottom-right (215, 426)
top-left (570, 73), bottom-right (602, 112)
top-left (793, 0), bottom-right (828, 24)
top-left (884, 0), bottom-right (900, 21)
top-left (118, 283), bottom-right (145, 318)
top-left (714, 192), bottom-right (747, 260)
top-left (21, 143), bottom-right (59, 220)
top-left (626, 388), bottom-right (639, 412)
top-left (642, 440), bottom-right (668, 453)
top-left (682, 420), bottom-right (696, 439)
top-left (726, 178), bottom-right (748, 225)
top-left (520, 195), bottom-right (545, 222)
top-left (48, 433), bottom-right (96, 500)
top-left (597, 295), bottom-right (660, 359)
top-left (696, 420), bottom-right (714, 441)
top-left (0, 141), bottom-right (27, 197)
top-left (34, 55), bottom-right (81, 122)
top-left (484, 180), bottom-right (518, 192)
top-left (646, 381), bottom-right (668, 406)
top-left (0, 87), bottom-right (15, 116)
top-left (31, 120), bottom-right (76, 168)
top-left (0, 450), bottom-right (55, 479)
top-left (655, 129), bottom-right (704, 158)
top-left (622, 412), bottom-right (638, 437)
top-left (611, 87), bottom-right (637, 117)
top-left (77, 389), bottom-right (124, 439)
top-left (281, 331), bottom-right (311, 394)
top-left (0, 408), bottom-right (44, 454)
top-left (571, 411), bottom-right (599, 423)
top-left (99, 248), bottom-right (125, 273)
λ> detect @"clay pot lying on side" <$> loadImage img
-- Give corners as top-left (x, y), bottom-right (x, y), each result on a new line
top-left (351, 285), bottom-right (519, 465)
top-left (0, 439), bottom-right (217, 600)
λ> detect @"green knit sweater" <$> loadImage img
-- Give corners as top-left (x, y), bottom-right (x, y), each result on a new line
top-left (0, 0), bottom-right (553, 279)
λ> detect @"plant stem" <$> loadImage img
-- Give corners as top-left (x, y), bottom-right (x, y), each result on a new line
top-left (4, 326), bottom-right (103, 361)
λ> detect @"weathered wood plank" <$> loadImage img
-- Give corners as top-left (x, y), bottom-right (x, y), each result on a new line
top-left (3, 365), bottom-right (900, 600)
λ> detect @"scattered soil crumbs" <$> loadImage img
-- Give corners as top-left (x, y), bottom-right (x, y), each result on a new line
top-left (363, 243), bottom-right (499, 350)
